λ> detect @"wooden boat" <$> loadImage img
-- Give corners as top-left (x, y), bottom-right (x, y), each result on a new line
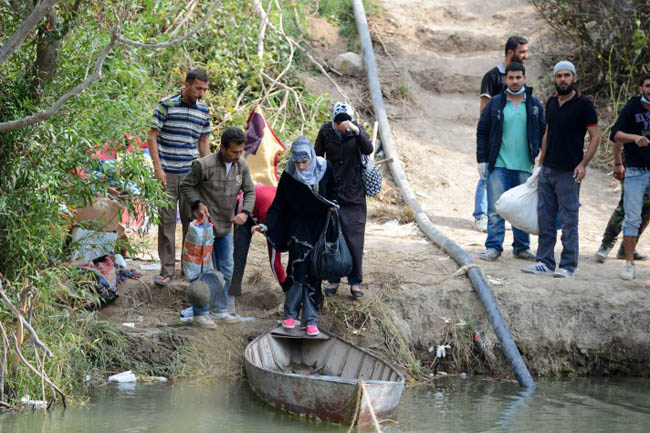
top-left (244, 326), bottom-right (405, 426)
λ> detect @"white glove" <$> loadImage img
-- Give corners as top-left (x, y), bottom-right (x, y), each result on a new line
top-left (477, 162), bottom-right (488, 180)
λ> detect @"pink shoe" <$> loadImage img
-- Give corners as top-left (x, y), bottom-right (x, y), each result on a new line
top-left (306, 325), bottom-right (320, 336)
top-left (282, 318), bottom-right (295, 329)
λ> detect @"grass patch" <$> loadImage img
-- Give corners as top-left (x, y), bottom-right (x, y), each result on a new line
top-left (316, 0), bottom-right (381, 50)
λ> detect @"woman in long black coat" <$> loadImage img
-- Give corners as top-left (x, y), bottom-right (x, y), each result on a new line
top-left (315, 102), bottom-right (373, 298)
top-left (254, 136), bottom-right (337, 337)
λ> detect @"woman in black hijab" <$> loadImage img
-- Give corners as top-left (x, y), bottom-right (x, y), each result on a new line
top-left (315, 102), bottom-right (373, 299)
top-left (253, 136), bottom-right (337, 336)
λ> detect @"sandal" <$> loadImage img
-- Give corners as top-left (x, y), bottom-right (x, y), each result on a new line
top-left (325, 283), bottom-right (339, 297)
top-left (153, 274), bottom-right (172, 287)
top-left (350, 285), bottom-right (364, 299)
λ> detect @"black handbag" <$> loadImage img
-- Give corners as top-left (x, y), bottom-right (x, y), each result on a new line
top-left (310, 209), bottom-right (353, 280)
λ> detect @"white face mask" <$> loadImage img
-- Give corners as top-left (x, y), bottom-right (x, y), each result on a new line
top-left (506, 86), bottom-right (526, 95)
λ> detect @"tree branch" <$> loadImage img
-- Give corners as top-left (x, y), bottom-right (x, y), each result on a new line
top-left (117, 0), bottom-right (222, 49)
top-left (0, 280), bottom-right (52, 357)
top-left (11, 334), bottom-right (66, 408)
top-left (252, 0), bottom-right (348, 100)
top-left (0, 29), bottom-right (119, 132)
top-left (0, 0), bottom-right (58, 65)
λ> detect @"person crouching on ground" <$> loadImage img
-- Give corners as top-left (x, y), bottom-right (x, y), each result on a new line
top-left (315, 102), bottom-right (373, 299)
top-left (180, 127), bottom-right (255, 328)
top-left (611, 72), bottom-right (650, 280)
top-left (252, 137), bottom-right (338, 337)
top-left (476, 62), bottom-right (545, 261)
top-left (522, 61), bottom-right (600, 278)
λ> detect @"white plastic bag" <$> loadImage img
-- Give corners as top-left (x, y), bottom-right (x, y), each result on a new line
top-left (495, 167), bottom-right (540, 235)
top-left (108, 370), bottom-right (136, 383)
top-left (182, 218), bottom-right (214, 281)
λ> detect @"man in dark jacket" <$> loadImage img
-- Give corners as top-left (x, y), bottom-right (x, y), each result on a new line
top-left (477, 62), bottom-right (545, 261)
top-left (474, 36), bottom-right (529, 233)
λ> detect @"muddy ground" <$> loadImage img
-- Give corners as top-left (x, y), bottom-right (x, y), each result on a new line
top-left (98, 0), bottom-right (650, 382)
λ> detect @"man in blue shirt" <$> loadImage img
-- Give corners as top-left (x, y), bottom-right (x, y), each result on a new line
top-left (476, 62), bottom-right (545, 261)
top-left (148, 69), bottom-right (212, 286)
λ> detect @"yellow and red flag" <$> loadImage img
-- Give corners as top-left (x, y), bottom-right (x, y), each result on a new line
top-left (244, 105), bottom-right (286, 186)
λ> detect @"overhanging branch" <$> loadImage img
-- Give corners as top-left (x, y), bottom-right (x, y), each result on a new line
top-left (0, 29), bottom-right (119, 133)
top-left (0, 0), bottom-right (58, 65)
top-left (117, 0), bottom-right (222, 49)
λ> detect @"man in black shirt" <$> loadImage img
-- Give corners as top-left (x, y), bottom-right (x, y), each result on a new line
top-left (474, 36), bottom-right (529, 232)
top-left (522, 61), bottom-right (599, 278)
top-left (613, 73), bottom-right (650, 280)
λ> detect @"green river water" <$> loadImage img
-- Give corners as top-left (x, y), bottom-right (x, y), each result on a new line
top-left (1, 377), bottom-right (649, 432)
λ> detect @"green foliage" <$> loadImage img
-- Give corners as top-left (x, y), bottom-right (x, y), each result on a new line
top-left (316, 0), bottom-right (379, 50)
top-left (532, 0), bottom-right (649, 166)
top-left (0, 0), bottom-right (334, 405)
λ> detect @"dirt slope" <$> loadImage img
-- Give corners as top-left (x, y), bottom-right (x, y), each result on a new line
top-left (374, 0), bottom-right (650, 375)
top-left (304, 0), bottom-right (650, 376)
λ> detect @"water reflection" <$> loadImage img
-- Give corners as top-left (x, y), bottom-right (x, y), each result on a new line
top-left (1, 378), bottom-right (649, 432)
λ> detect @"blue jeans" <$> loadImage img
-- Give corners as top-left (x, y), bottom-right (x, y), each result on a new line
top-left (328, 277), bottom-right (362, 286)
top-left (622, 167), bottom-right (650, 237)
top-left (536, 166), bottom-right (581, 272)
top-left (474, 177), bottom-right (488, 220)
top-left (284, 260), bottom-right (318, 326)
top-left (486, 167), bottom-right (531, 253)
top-left (193, 232), bottom-right (234, 316)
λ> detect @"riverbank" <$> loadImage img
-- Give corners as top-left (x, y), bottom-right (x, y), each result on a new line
top-left (93, 0), bottom-right (650, 386)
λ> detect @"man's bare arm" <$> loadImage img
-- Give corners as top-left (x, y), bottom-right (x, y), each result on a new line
top-left (479, 96), bottom-right (490, 114)
top-left (147, 128), bottom-right (166, 188)
top-left (537, 124), bottom-right (549, 167)
top-left (198, 135), bottom-right (210, 157)
top-left (614, 131), bottom-right (650, 147)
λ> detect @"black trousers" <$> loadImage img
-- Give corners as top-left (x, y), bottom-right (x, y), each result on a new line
top-left (338, 202), bottom-right (367, 282)
top-left (230, 218), bottom-right (254, 296)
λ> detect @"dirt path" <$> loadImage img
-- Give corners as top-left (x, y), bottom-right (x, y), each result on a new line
top-left (366, 0), bottom-right (650, 375)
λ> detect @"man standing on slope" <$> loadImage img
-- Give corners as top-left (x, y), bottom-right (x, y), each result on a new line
top-left (522, 61), bottom-right (599, 278)
top-left (611, 72), bottom-right (650, 280)
top-left (474, 36), bottom-right (529, 233)
top-left (149, 69), bottom-right (211, 287)
top-left (476, 62), bottom-right (545, 261)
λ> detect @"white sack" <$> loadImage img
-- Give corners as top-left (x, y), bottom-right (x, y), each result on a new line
top-left (495, 167), bottom-right (540, 235)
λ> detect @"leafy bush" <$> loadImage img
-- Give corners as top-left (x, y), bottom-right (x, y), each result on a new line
top-left (532, 0), bottom-right (649, 164)
top-left (0, 0), bottom-right (333, 405)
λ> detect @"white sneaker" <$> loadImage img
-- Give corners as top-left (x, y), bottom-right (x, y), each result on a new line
top-left (521, 262), bottom-right (553, 275)
top-left (620, 262), bottom-right (635, 280)
top-left (473, 216), bottom-right (488, 233)
top-left (553, 268), bottom-right (574, 278)
top-left (595, 245), bottom-right (610, 263)
top-left (180, 306), bottom-right (194, 317)
top-left (211, 312), bottom-right (240, 323)
top-left (479, 248), bottom-right (500, 261)
top-left (194, 315), bottom-right (217, 328)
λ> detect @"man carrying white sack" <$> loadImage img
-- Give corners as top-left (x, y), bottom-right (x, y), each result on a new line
top-left (476, 62), bottom-right (545, 261)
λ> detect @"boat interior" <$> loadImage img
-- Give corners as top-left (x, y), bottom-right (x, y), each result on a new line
top-left (246, 331), bottom-right (402, 383)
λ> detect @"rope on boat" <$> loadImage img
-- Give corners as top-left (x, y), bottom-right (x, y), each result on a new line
top-left (360, 382), bottom-right (382, 432)
top-left (346, 381), bottom-right (382, 433)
